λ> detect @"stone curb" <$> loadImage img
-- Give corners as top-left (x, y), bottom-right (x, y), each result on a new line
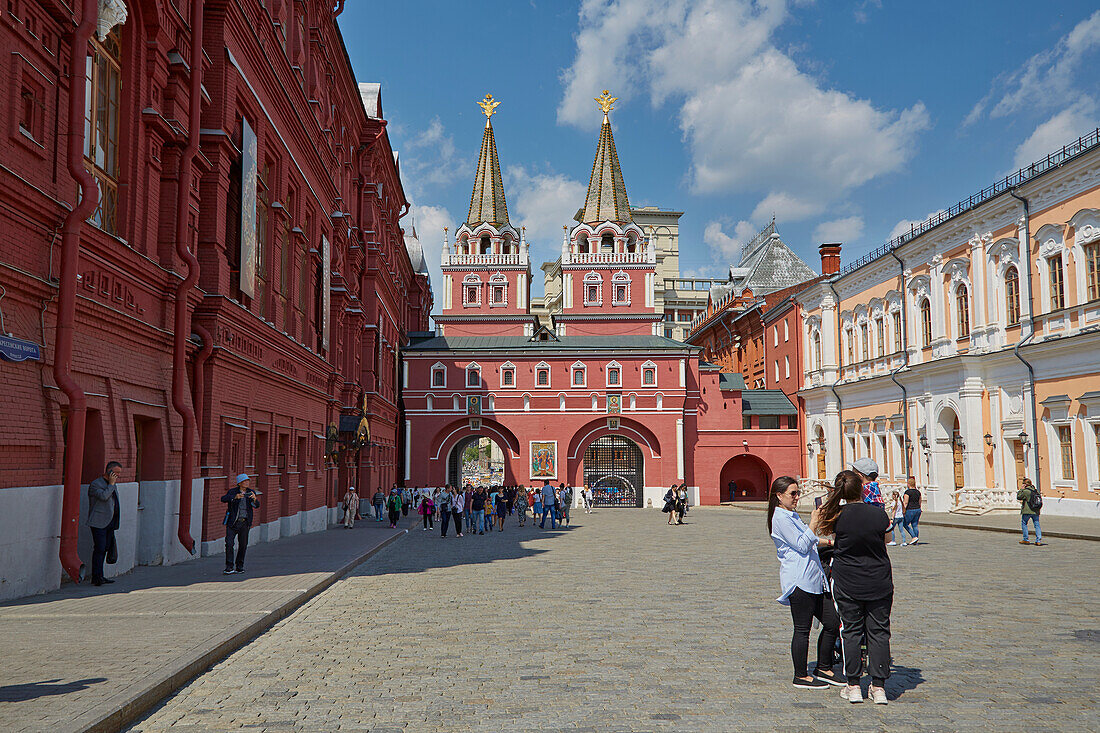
top-left (81, 528), bottom-right (408, 733)
top-left (722, 503), bottom-right (1099, 542)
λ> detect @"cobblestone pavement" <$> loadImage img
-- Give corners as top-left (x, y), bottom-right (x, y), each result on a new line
top-left (131, 508), bottom-right (1100, 732)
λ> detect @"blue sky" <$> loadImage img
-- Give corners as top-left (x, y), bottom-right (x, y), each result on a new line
top-left (339, 1), bottom-right (1100, 302)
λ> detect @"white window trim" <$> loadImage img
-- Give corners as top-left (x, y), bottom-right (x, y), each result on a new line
top-left (611, 271), bottom-right (631, 306)
top-left (583, 271), bottom-right (603, 306)
top-left (430, 361), bottom-right (447, 389)
top-left (605, 360), bottom-right (622, 388)
top-left (465, 361), bottom-right (482, 388)
top-left (1085, 419), bottom-right (1100, 492)
top-left (641, 359), bottom-right (657, 387)
top-left (462, 274), bottom-right (482, 307)
top-left (535, 361), bottom-right (552, 389)
top-left (571, 360), bottom-right (587, 388)
top-left (489, 272), bottom-right (508, 308)
top-left (500, 360), bottom-right (516, 389)
top-left (1044, 416), bottom-right (1077, 487)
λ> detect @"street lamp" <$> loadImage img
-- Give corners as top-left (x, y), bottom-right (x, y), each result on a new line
top-left (1019, 431), bottom-right (1031, 448)
top-left (919, 434), bottom-right (929, 452)
top-left (806, 441), bottom-right (814, 453)
top-left (984, 433), bottom-right (994, 447)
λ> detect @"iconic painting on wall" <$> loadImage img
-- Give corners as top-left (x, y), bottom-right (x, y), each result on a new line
top-left (467, 395), bottom-right (482, 415)
top-left (530, 441), bottom-right (557, 480)
top-left (607, 394), bottom-right (622, 414)
top-left (239, 117), bottom-right (257, 299)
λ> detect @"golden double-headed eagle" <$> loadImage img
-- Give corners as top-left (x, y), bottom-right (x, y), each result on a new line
top-left (478, 94), bottom-right (501, 119)
top-left (594, 89), bottom-right (617, 114)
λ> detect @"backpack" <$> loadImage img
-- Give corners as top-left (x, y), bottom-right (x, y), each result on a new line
top-left (1027, 487), bottom-right (1043, 512)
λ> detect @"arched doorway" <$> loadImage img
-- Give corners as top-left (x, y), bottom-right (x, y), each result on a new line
top-left (583, 435), bottom-right (644, 507)
top-left (447, 436), bottom-right (505, 489)
top-left (719, 454), bottom-right (771, 501)
top-left (813, 426), bottom-right (827, 481)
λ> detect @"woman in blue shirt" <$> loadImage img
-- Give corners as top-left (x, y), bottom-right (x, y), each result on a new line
top-left (767, 476), bottom-right (843, 689)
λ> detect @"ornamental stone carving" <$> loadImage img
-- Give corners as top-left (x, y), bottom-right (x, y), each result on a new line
top-left (97, 0), bottom-right (128, 41)
top-left (945, 259), bottom-right (971, 287)
top-left (1070, 208), bottom-right (1100, 246)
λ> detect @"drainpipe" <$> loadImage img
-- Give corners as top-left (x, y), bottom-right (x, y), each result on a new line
top-left (1009, 189), bottom-right (1042, 492)
top-left (171, 0), bottom-right (204, 554)
top-left (190, 324), bottom-right (213, 444)
top-left (887, 249), bottom-right (911, 476)
top-left (55, 0), bottom-right (99, 584)
top-left (826, 279), bottom-right (845, 469)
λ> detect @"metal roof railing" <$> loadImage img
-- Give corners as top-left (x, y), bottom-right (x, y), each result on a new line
top-left (836, 127), bottom-right (1100, 278)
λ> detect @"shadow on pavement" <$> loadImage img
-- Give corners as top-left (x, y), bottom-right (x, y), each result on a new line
top-left (0, 677), bottom-right (107, 702)
top-left (886, 664), bottom-right (925, 699)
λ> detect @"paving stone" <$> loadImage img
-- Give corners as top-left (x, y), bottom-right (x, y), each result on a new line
top-left (128, 508), bottom-right (1100, 731)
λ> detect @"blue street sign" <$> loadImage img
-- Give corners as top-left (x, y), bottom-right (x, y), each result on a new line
top-left (0, 335), bottom-right (41, 362)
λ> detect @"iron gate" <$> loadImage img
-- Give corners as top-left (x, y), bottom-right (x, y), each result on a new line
top-left (583, 435), bottom-right (643, 507)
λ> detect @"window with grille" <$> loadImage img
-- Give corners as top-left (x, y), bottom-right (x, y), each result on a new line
top-left (491, 285), bottom-right (505, 304)
top-left (892, 312), bottom-right (902, 352)
top-left (1049, 255), bottom-right (1065, 310)
top-left (467, 368), bottom-right (480, 387)
top-left (586, 285), bottom-right (600, 304)
top-left (536, 368), bottom-right (549, 386)
top-left (502, 369), bottom-right (514, 386)
top-left (860, 323), bottom-right (869, 360)
top-left (1058, 425), bottom-right (1074, 480)
top-left (607, 367), bottom-right (620, 386)
top-left (572, 368), bottom-right (585, 386)
top-left (846, 329), bottom-right (854, 364)
top-left (1005, 267), bottom-right (1020, 324)
top-left (432, 368), bottom-right (445, 387)
top-left (956, 286), bottom-right (970, 338)
top-left (643, 368), bottom-right (656, 385)
top-left (920, 300), bottom-right (932, 347)
top-left (85, 31), bottom-right (122, 234)
top-left (614, 285), bottom-right (627, 303)
top-left (813, 333), bottom-right (822, 369)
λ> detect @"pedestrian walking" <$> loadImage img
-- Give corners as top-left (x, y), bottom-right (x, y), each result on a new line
top-left (900, 477), bottom-right (922, 545)
top-left (452, 487), bottom-right (465, 537)
top-left (676, 484), bottom-right (689, 523)
top-left (386, 488), bottom-right (402, 528)
top-left (419, 492), bottom-right (435, 530)
top-left (560, 484), bottom-right (573, 526)
top-left (817, 470), bottom-right (894, 705)
top-left (533, 485), bottom-right (543, 522)
top-left (662, 485), bottom-right (677, 524)
top-left (221, 473), bottom-right (260, 575)
top-left (850, 458), bottom-right (884, 508)
top-left (342, 486), bottom-right (360, 529)
top-left (767, 476), bottom-right (842, 689)
top-left (517, 485), bottom-right (529, 526)
top-left (471, 488), bottom-right (486, 534)
top-left (402, 489), bottom-right (411, 517)
top-left (1017, 478), bottom-right (1044, 546)
top-left (372, 488), bottom-right (385, 521)
top-left (885, 491), bottom-right (904, 546)
top-left (539, 480), bottom-right (558, 529)
top-left (87, 461), bottom-right (123, 586)
top-left (438, 486), bottom-right (454, 537)
top-left (495, 489), bottom-right (507, 531)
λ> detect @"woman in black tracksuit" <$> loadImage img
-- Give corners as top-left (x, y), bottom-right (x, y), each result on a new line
top-left (817, 469), bottom-right (893, 705)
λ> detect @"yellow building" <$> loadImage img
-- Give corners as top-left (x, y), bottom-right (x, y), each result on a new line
top-left (798, 129), bottom-right (1100, 517)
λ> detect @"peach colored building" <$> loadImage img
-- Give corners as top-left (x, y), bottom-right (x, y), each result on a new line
top-left (798, 129), bottom-right (1100, 517)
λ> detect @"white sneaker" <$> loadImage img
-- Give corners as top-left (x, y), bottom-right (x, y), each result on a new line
top-left (869, 686), bottom-right (887, 704)
top-left (841, 685), bottom-right (863, 704)
top-left (886, 541), bottom-right (897, 546)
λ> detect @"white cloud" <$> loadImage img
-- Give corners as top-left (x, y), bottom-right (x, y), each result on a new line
top-left (1012, 105), bottom-right (1097, 170)
top-left (406, 202), bottom-right (454, 312)
top-left (704, 219), bottom-right (760, 261)
top-left (888, 209), bottom-right (946, 242)
top-left (402, 117), bottom-right (471, 196)
top-left (558, 0), bottom-right (929, 223)
top-left (505, 165), bottom-right (587, 263)
top-left (812, 215), bottom-right (864, 244)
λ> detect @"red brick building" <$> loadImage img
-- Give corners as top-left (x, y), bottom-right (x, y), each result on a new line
top-left (404, 94), bottom-right (800, 507)
top-left (0, 0), bottom-right (427, 599)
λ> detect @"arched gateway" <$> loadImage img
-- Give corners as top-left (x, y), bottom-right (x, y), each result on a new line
top-left (583, 435), bottom-right (644, 507)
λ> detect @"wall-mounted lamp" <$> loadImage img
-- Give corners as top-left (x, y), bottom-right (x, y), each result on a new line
top-left (807, 441), bottom-right (814, 453)
top-left (984, 433), bottom-right (994, 447)
top-left (952, 434), bottom-right (966, 450)
top-left (919, 434), bottom-right (930, 451)
top-left (1019, 431), bottom-right (1031, 449)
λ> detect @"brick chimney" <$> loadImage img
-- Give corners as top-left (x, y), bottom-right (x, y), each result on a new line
top-left (819, 243), bottom-right (842, 276)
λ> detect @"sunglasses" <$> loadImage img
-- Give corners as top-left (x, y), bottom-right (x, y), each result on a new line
top-left (787, 490), bottom-right (802, 497)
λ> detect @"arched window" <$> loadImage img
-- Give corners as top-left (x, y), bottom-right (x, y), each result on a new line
top-left (812, 332), bottom-right (822, 369)
top-left (919, 299), bottom-right (932, 347)
top-left (1087, 241), bottom-right (1100, 302)
top-left (1005, 267), bottom-right (1020, 325)
top-left (956, 286), bottom-right (970, 338)
top-left (600, 233), bottom-right (614, 251)
top-left (86, 30), bottom-right (122, 234)
top-left (1049, 254), bottom-right (1065, 310)
top-left (480, 235), bottom-right (492, 254)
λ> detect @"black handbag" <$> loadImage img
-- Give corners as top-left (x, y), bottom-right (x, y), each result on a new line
top-left (106, 533), bottom-right (118, 565)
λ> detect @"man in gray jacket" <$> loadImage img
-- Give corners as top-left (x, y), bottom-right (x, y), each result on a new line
top-left (87, 461), bottom-right (122, 586)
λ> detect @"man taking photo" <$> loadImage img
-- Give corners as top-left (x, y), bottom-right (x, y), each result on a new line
top-left (222, 473), bottom-right (260, 574)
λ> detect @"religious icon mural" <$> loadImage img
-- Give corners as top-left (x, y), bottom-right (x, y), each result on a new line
top-left (607, 394), bottom-right (621, 414)
top-left (530, 440), bottom-right (557, 480)
top-left (467, 395), bottom-right (482, 415)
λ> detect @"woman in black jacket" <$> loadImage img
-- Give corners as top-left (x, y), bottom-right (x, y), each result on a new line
top-left (817, 470), bottom-right (893, 705)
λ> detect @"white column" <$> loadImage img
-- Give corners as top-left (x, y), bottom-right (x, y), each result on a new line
top-left (404, 420), bottom-right (411, 480)
top-left (676, 418), bottom-right (685, 480)
top-left (969, 236), bottom-right (987, 346)
top-left (678, 359), bottom-right (686, 388)
top-left (1016, 216), bottom-right (1034, 329)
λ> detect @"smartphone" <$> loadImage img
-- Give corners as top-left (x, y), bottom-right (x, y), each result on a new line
top-left (814, 496), bottom-right (823, 509)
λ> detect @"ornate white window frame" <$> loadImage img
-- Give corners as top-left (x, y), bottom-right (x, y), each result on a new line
top-left (1034, 223), bottom-right (1066, 315)
top-left (641, 359), bottom-right (657, 387)
top-left (1080, 391), bottom-right (1100, 492)
top-left (489, 272), bottom-right (508, 308)
top-left (1070, 208), bottom-right (1100, 310)
top-left (583, 271), bottom-right (603, 306)
top-left (535, 361), bottom-right (552, 389)
top-left (611, 270), bottom-right (631, 306)
top-left (1041, 394), bottom-right (1075, 488)
top-left (462, 273), bottom-right (482, 307)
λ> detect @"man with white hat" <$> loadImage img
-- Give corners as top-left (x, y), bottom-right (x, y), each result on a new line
top-left (221, 473), bottom-right (260, 574)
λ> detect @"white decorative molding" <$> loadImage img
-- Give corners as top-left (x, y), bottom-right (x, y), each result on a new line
top-left (97, 0), bottom-right (128, 41)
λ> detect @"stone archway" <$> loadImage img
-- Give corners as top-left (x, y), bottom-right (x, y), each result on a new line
top-left (719, 454), bottom-right (771, 501)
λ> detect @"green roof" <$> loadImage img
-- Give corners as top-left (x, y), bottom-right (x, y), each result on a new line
top-left (718, 372), bottom-right (747, 390)
top-left (741, 389), bottom-right (797, 415)
top-left (405, 335), bottom-right (697, 353)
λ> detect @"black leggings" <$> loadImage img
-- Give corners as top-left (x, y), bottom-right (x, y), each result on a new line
top-left (832, 584), bottom-right (891, 686)
top-left (422, 513), bottom-right (432, 529)
top-left (388, 508), bottom-right (400, 525)
top-left (788, 587), bottom-right (840, 678)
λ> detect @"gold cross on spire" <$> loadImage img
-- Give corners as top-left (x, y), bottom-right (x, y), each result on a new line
top-left (594, 89), bottom-right (618, 115)
top-left (478, 94), bottom-right (501, 120)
